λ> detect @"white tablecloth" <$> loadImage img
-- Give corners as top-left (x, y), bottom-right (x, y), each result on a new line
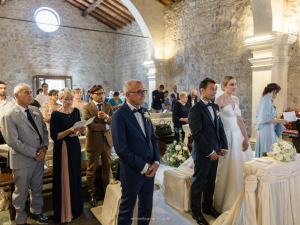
top-left (214, 154), bottom-right (300, 225)
top-left (0, 136), bottom-right (87, 161)
top-left (97, 182), bottom-right (154, 225)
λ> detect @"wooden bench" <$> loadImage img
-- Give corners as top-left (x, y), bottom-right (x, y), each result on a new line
top-left (0, 159), bottom-right (115, 221)
top-left (156, 133), bottom-right (175, 155)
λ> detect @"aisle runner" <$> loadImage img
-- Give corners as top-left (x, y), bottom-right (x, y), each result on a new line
top-left (153, 190), bottom-right (215, 225)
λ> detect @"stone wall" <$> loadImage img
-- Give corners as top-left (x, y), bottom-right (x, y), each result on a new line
top-left (114, 22), bottom-right (149, 103)
top-left (284, 0), bottom-right (300, 110)
top-left (0, 0), bottom-right (115, 96)
top-left (164, 0), bottom-right (254, 134)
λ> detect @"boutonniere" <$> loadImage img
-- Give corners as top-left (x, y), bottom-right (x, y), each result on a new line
top-left (215, 110), bottom-right (221, 118)
top-left (33, 111), bottom-right (39, 118)
top-left (143, 111), bottom-right (151, 121)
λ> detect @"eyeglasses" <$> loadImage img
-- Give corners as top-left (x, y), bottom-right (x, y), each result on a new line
top-left (93, 92), bottom-right (105, 96)
top-left (129, 90), bottom-right (147, 95)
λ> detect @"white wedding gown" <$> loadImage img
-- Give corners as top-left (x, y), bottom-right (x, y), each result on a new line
top-left (213, 104), bottom-right (254, 213)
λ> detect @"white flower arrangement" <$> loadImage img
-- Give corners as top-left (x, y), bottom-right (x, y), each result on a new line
top-left (215, 110), bottom-right (221, 118)
top-left (33, 111), bottom-right (39, 118)
top-left (162, 130), bottom-right (191, 167)
top-left (271, 139), bottom-right (297, 163)
top-left (143, 112), bottom-right (151, 121)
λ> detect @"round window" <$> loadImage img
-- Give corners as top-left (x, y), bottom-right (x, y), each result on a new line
top-left (34, 7), bottom-right (60, 32)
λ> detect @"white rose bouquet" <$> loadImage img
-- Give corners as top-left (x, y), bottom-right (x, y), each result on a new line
top-left (272, 139), bottom-right (297, 163)
top-left (162, 130), bottom-right (191, 167)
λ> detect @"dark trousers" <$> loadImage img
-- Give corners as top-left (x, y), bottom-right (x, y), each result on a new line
top-left (191, 157), bottom-right (218, 213)
top-left (118, 176), bottom-right (154, 225)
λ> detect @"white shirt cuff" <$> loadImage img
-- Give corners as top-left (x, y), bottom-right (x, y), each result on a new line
top-left (207, 150), bottom-right (215, 157)
top-left (153, 161), bottom-right (159, 165)
top-left (222, 149), bottom-right (228, 151)
top-left (106, 124), bottom-right (109, 130)
top-left (141, 163), bottom-right (148, 174)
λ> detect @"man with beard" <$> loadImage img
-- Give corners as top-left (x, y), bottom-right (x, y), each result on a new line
top-left (82, 85), bottom-right (114, 206)
top-left (0, 81), bottom-right (15, 144)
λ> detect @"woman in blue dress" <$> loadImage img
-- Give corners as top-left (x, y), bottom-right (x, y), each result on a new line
top-left (162, 90), bottom-right (171, 112)
top-left (108, 91), bottom-right (123, 113)
top-left (255, 83), bottom-right (288, 157)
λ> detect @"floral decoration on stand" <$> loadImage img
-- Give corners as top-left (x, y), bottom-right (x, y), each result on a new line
top-left (162, 130), bottom-right (191, 167)
top-left (271, 139), bottom-right (297, 163)
top-left (110, 153), bottom-right (119, 178)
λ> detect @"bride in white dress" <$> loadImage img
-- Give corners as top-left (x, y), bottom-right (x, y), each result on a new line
top-left (213, 76), bottom-right (254, 213)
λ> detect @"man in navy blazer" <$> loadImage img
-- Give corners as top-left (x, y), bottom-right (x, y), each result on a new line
top-left (188, 78), bottom-right (228, 225)
top-left (111, 80), bottom-right (159, 224)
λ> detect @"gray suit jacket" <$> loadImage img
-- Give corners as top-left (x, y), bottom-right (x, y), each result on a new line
top-left (0, 105), bottom-right (49, 169)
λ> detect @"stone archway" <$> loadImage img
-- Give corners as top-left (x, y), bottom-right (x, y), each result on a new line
top-left (244, 0), bottom-right (297, 139)
top-left (120, 0), bottom-right (166, 105)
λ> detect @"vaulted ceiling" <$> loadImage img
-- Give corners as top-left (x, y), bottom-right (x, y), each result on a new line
top-left (0, 0), bottom-right (178, 30)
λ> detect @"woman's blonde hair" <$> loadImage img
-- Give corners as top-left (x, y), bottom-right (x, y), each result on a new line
top-left (58, 88), bottom-right (74, 99)
top-left (73, 88), bottom-right (82, 94)
top-left (179, 92), bottom-right (188, 99)
top-left (221, 76), bottom-right (235, 91)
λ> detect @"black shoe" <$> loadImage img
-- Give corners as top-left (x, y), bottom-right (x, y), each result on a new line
top-left (203, 206), bottom-right (221, 218)
top-left (29, 212), bottom-right (50, 223)
top-left (192, 212), bottom-right (209, 225)
top-left (89, 195), bottom-right (98, 207)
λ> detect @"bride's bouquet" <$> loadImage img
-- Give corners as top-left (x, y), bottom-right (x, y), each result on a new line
top-left (162, 130), bottom-right (191, 167)
top-left (272, 139), bottom-right (297, 163)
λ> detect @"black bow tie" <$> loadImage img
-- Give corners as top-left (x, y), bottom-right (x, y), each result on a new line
top-left (207, 102), bottom-right (213, 107)
top-left (132, 108), bottom-right (142, 114)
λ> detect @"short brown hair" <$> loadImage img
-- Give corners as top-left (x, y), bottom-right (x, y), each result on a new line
top-left (49, 89), bottom-right (59, 96)
top-left (113, 91), bottom-right (120, 97)
top-left (0, 81), bottom-right (7, 85)
top-left (90, 85), bottom-right (104, 94)
top-left (159, 84), bottom-right (164, 89)
top-left (199, 77), bottom-right (216, 90)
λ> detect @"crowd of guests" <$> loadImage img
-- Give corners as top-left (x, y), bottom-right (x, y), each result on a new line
top-left (150, 84), bottom-right (199, 142)
top-left (0, 78), bottom-right (288, 225)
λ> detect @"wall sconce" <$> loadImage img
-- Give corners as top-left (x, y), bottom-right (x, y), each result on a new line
top-left (288, 25), bottom-right (298, 36)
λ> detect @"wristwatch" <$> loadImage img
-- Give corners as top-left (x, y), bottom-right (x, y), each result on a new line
top-left (42, 145), bottom-right (48, 150)
top-left (104, 114), bottom-right (109, 123)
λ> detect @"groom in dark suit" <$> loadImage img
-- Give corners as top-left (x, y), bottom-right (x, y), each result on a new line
top-left (111, 80), bottom-right (160, 224)
top-left (189, 78), bottom-right (228, 225)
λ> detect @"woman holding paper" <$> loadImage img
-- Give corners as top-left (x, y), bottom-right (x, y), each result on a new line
top-left (50, 88), bottom-right (86, 223)
top-left (255, 83), bottom-right (288, 157)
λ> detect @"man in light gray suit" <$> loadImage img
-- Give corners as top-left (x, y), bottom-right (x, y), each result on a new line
top-left (1, 84), bottom-right (49, 225)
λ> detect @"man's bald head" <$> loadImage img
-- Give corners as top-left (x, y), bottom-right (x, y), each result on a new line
top-left (124, 80), bottom-right (143, 93)
top-left (13, 84), bottom-right (33, 107)
top-left (191, 90), bottom-right (197, 99)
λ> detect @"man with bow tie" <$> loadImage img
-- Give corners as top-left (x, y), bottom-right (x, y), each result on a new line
top-left (111, 80), bottom-right (160, 224)
top-left (82, 85), bottom-right (113, 207)
top-left (1, 84), bottom-right (49, 225)
top-left (189, 78), bottom-right (228, 225)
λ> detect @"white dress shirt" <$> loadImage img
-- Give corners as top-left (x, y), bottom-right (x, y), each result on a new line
top-left (93, 100), bottom-right (109, 130)
top-left (0, 96), bottom-right (15, 118)
top-left (200, 99), bottom-right (227, 157)
top-left (191, 98), bottom-right (195, 107)
top-left (126, 102), bottom-right (159, 174)
top-left (15, 103), bottom-right (28, 117)
top-left (36, 93), bottom-right (50, 107)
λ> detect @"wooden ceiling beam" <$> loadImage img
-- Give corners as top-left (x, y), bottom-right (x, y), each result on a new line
top-left (65, 0), bottom-right (119, 30)
top-left (75, 0), bottom-right (125, 27)
top-left (82, 0), bottom-right (104, 17)
top-left (0, 0), bottom-right (5, 5)
top-left (102, 1), bottom-right (135, 22)
top-left (85, 0), bottom-right (130, 25)
top-left (106, 0), bottom-right (132, 16)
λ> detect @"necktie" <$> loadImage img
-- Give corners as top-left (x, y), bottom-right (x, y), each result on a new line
top-left (207, 102), bottom-right (213, 107)
top-left (132, 108), bottom-right (142, 114)
top-left (25, 109), bottom-right (43, 144)
top-left (97, 103), bottom-right (103, 111)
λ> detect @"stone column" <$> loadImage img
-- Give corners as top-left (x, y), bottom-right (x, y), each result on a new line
top-left (143, 59), bottom-right (169, 109)
top-left (242, 31), bottom-right (297, 140)
top-left (143, 59), bottom-right (156, 109)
